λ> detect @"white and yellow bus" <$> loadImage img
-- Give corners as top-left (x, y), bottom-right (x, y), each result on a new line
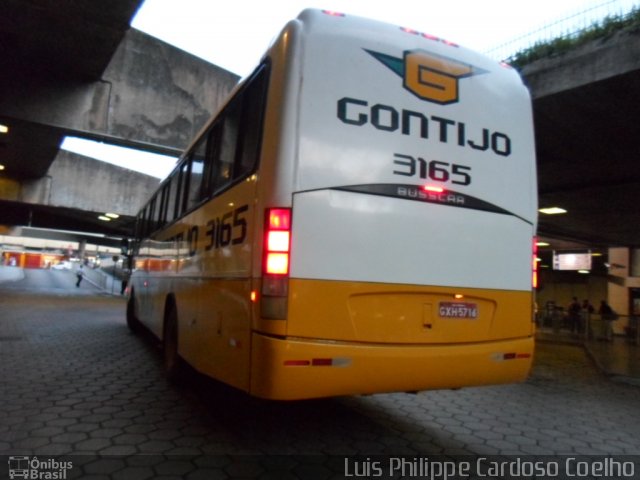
top-left (127, 9), bottom-right (538, 400)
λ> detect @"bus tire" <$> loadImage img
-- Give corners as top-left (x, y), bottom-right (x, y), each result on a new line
top-left (126, 291), bottom-right (141, 334)
top-left (163, 300), bottom-right (183, 383)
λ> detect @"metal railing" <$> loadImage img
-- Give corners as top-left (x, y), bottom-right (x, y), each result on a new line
top-left (586, 314), bottom-right (639, 345)
top-left (539, 309), bottom-right (639, 345)
top-left (73, 263), bottom-right (122, 294)
top-left (485, 0), bottom-right (640, 61)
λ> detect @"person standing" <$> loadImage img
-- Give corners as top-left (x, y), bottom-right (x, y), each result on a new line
top-left (76, 265), bottom-right (84, 287)
top-left (120, 269), bottom-right (130, 295)
top-left (598, 300), bottom-right (615, 341)
top-left (568, 297), bottom-right (581, 334)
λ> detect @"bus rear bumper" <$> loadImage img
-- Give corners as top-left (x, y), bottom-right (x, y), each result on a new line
top-left (249, 333), bottom-right (534, 400)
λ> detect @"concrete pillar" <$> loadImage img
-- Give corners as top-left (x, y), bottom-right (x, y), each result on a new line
top-left (78, 239), bottom-right (87, 262)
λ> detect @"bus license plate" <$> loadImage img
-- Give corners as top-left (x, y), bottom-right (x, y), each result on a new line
top-left (439, 302), bottom-right (478, 319)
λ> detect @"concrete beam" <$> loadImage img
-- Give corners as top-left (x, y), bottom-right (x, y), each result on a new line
top-left (103, 29), bottom-right (240, 150)
top-left (522, 28), bottom-right (640, 98)
top-left (0, 28), bottom-right (239, 156)
top-left (43, 151), bottom-right (159, 217)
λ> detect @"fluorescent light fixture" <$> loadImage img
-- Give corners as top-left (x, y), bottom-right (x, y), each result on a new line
top-left (105, 213), bottom-right (120, 219)
top-left (539, 207), bottom-right (567, 215)
top-left (0, 124), bottom-right (8, 134)
top-left (98, 215), bottom-right (112, 222)
top-left (536, 241), bottom-right (550, 247)
top-left (0, 164), bottom-right (5, 171)
top-left (578, 270), bottom-right (590, 274)
top-left (61, 137), bottom-right (178, 179)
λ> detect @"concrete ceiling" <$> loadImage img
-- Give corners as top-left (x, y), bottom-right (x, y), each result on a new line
top-left (0, 1), bottom-right (639, 247)
top-left (0, 0), bottom-right (143, 238)
top-left (524, 30), bottom-right (640, 248)
top-left (0, 0), bottom-right (144, 179)
top-left (534, 74), bottom-right (640, 247)
top-left (1, 0), bottom-right (143, 82)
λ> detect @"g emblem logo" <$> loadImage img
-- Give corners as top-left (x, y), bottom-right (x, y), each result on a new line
top-left (366, 49), bottom-right (483, 105)
top-left (404, 51), bottom-right (473, 104)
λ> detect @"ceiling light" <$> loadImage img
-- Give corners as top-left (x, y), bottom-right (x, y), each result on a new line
top-left (538, 207), bottom-right (567, 215)
top-left (98, 215), bottom-right (111, 221)
top-left (0, 124), bottom-right (8, 134)
top-left (578, 270), bottom-right (590, 274)
top-left (536, 241), bottom-right (550, 247)
top-left (105, 213), bottom-right (120, 219)
top-left (0, 164), bottom-right (5, 171)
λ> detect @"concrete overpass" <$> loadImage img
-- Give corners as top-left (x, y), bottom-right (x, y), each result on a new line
top-left (0, 1), bottom-right (639, 250)
top-left (524, 26), bottom-right (640, 248)
top-left (0, 0), bottom-right (239, 241)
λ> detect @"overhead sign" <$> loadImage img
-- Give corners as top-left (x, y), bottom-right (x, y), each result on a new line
top-left (553, 251), bottom-right (592, 271)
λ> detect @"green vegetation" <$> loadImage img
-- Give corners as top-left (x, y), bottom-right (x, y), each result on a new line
top-left (510, 6), bottom-right (640, 69)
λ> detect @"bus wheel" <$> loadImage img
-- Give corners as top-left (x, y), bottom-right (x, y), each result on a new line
top-left (163, 302), bottom-right (182, 383)
top-left (126, 292), bottom-right (141, 334)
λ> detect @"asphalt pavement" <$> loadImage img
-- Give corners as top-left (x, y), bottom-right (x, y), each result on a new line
top-left (1, 267), bottom-right (639, 479)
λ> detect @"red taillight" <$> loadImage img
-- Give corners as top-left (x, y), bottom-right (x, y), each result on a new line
top-left (322, 10), bottom-right (345, 17)
top-left (400, 26), bottom-right (420, 35)
top-left (532, 237), bottom-right (538, 289)
top-left (422, 32), bottom-right (440, 41)
top-left (400, 27), bottom-right (459, 48)
top-left (423, 185), bottom-right (444, 193)
top-left (264, 208), bottom-right (291, 276)
top-left (268, 208), bottom-right (291, 230)
top-left (261, 208), bottom-right (292, 319)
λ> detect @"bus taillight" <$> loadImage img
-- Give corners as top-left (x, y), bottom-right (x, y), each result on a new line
top-left (532, 237), bottom-right (538, 289)
top-left (322, 10), bottom-right (345, 17)
top-left (262, 208), bottom-right (292, 319)
top-left (264, 208), bottom-right (291, 275)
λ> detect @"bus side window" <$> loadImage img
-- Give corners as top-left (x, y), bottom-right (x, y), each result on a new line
top-left (212, 100), bottom-right (241, 194)
top-left (235, 65), bottom-right (269, 178)
top-left (147, 196), bottom-right (157, 235)
top-left (201, 123), bottom-right (220, 199)
top-left (185, 136), bottom-right (207, 211)
top-left (141, 204), bottom-right (150, 238)
top-left (177, 161), bottom-right (190, 218)
top-left (135, 208), bottom-right (145, 247)
top-left (153, 193), bottom-right (162, 233)
top-left (165, 169), bottom-right (180, 224)
top-left (157, 183), bottom-right (168, 230)
top-left (205, 64), bottom-right (269, 196)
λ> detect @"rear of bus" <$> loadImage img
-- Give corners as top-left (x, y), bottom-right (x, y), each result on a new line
top-left (250, 10), bottom-right (537, 400)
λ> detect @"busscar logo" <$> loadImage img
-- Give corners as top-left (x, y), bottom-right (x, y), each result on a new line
top-left (366, 49), bottom-right (485, 105)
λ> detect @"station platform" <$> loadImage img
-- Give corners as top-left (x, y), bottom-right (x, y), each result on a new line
top-left (536, 328), bottom-right (640, 386)
top-left (0, 264), bottom-right (123, 295)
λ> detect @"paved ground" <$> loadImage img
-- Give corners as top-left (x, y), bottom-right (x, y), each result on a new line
top-left (1, 268), bottom-right (639, 478)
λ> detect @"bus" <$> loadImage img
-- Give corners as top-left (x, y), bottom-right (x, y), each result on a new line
top-left (127, 9), bottom-right (538, 401)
